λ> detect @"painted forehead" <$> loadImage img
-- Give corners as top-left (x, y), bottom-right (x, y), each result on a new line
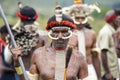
top-left (51, 27), bottom-right (70, 31)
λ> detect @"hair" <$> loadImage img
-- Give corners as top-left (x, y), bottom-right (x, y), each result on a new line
top-left (0, 25), bottom-right (17, 36)
top-left (17, 6), bottom-right (38, 23)
top-left (84, 22), bottom-right (92, 29)
top-left (114, 8), bottom-right (120, 16)
top-left (0, 25), bottom-right (13, 34)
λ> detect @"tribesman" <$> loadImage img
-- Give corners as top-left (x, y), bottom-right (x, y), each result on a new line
top-left (11, 4), bottom-right (89, 80)
top-left (0, 25), bottom-right (17, 80)
top-left (4, 5), bottom-right (48, 73)
top-left (66, 1), bottom-right (101, 80)
top-left (98, 9), bottom-right (119, 80)
top-left (112, 8), bottom-right (120, 77)
top-left (113, 8), bottom-right (120, 57)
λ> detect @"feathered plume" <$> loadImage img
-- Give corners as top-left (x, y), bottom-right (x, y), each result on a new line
top-left (17, 0), bottom-right (22, 9)
top-left (55, 0), bottom-right (63, 22)
top-left (62, 1), bottom-right (101, 19)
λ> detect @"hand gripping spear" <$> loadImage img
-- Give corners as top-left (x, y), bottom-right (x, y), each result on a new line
top-left (0, 5), bottom-right (29, 80)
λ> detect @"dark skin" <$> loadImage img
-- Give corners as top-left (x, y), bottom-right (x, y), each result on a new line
top-left (101, 49), bottom-right (114, 80)
top-left (69, 17), bottom-right (101, 80)
top-left (101, 19), bottom-right (118, 80)
top-left (5, 20), bottom-right (48, 80)
top-left (9, 19), bottom-right (47, 69)
top-left (113, 29), bottom-right (120, 58)
top-left (112, 16), bottom-right (120, 58)
top-left (12, 27), bottom-right (88, 80)
top-left (0, 32), bottom-right (15, 72)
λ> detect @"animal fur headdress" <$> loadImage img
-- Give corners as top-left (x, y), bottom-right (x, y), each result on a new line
top-left (8, 25), bottom-right (39, 56)
top-left (62, 3), bottom-right (101, 18)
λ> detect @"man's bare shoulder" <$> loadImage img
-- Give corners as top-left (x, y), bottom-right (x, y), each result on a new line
top-left (85, 28), bottom-right (96, 35)
top-left (72, 30), bottom-right (78, 36)
top-left (32, 47), bottom-right (46, 57)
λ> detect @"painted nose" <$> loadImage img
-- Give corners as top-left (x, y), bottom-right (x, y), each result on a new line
top-left (79, 19), bottom-right (83, 23)
top-left (58, 32), bottom-right (62, 38)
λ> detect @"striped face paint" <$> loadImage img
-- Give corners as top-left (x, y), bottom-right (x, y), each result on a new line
top-left (48, 27), bottom-right (72, 40)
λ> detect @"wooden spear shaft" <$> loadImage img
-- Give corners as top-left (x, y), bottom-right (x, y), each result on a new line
top-left (0, 5), bottom-right (29, 80)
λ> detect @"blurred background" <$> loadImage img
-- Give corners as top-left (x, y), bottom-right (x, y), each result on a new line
top-left (0, 0), bottom-right (120, 34)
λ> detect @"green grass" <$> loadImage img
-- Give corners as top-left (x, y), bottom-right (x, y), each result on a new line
top-left (89, 18), bottom-right (105, 35)
top-left (0, 16), bottom-right (105, 35)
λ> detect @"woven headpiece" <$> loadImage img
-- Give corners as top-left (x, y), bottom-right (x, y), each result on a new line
top-left (68, 3), bottom-right (101, 18)
top-left (17, 6), bottom-right (38, 21)
top-left (46, 4), bottom-right (76, 30)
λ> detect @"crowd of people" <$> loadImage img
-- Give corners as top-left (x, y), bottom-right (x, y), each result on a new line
top-left (0, 0), bottom-right (120, 80)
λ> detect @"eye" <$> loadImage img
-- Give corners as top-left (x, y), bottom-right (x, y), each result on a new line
top-left (62, 30), bottom-right (68, 33)
top-left (52, 31), bottom-right (59, 33)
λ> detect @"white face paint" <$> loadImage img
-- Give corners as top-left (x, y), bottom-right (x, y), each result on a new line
top-left (74, 17), bottom-right (88, 25)
top-left (48, 27), bottom-right (73, 40)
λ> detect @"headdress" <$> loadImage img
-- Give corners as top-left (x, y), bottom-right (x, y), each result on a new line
top-left (46, 2), bottom-right (76, 40)
top-left (104, 10), bottom-right (117, 22)
top-left (46, 5), bottom-right (76, 30)
top-left (17, 6), bottom-right (38, 21)
top-left (62, 1), bottom-right (101, 24)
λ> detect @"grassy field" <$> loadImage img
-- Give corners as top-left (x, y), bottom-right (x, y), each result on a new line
top-left (0, 16), bottom-right (105, 36)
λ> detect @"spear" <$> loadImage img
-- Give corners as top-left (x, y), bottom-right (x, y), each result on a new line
top-left (0, 5), bottom-right (29, 80)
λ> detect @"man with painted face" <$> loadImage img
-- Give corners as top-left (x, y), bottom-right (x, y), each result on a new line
top-left (11, 5), bottom-right (89, 80)
top-left (4, 5), bottom-right (47, 70)
top-left (68, 4), bottom-right (101, 80)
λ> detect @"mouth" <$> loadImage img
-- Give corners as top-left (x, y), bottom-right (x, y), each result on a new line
top-left (56, 39), bottom-right (65, 43)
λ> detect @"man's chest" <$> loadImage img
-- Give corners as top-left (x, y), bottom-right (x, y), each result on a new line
top-left (36, 54), bottom-right (79, 80)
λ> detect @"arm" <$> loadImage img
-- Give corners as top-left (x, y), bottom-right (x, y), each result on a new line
top-left (98, 32), bottom-right (114, 80)
top-left (12, 46), bottom-right (39, 80)
top-left (11, 46), bottom-right (25, 80)
top-left (78, 52), bottom-right (88, 79)
top-left (91, 31), bottom-right (101, 80)
top-left (92, 51), bottom-right (101, 80)
top-left (112, 31), bottom-right (120, 58)
top-left (28, 52), bottom-right (39, 80)
top-left (101, 49), bottom-right (114, 80)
